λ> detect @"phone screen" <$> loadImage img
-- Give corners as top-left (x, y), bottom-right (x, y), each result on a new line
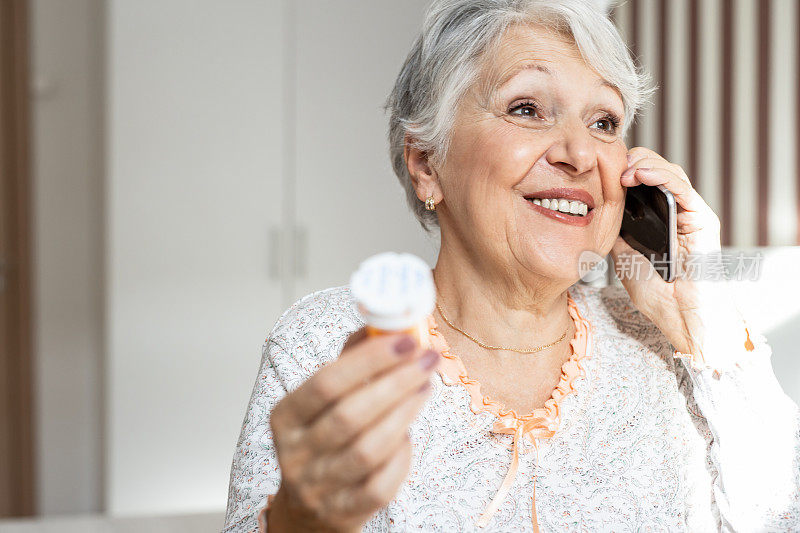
top-left (619, 184), bottom-right (677, 282)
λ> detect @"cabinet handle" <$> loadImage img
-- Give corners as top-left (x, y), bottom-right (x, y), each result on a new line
top-left (294, 226), bottom-right (307, 279)
top-left (269, 228), bottom-right (281, 280)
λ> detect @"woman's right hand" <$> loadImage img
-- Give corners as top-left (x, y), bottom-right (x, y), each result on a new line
top-left (267, 329), bottom-right (441, 532)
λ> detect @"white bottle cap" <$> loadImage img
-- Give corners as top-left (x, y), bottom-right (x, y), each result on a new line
top-left (350, 252), bottom-right (435, 331)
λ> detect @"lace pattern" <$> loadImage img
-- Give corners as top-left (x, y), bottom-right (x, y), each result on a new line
top-left (223, 283), bottom-right (800, 532)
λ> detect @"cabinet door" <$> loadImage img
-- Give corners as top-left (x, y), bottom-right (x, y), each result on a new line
top-left (106, 0), bottom-right (285, 514)
top-left (291, 0), bottom-right (439, 303)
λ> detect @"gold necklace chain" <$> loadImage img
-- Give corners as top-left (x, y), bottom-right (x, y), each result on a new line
top-left (434, 300), bottom-right (569, 354)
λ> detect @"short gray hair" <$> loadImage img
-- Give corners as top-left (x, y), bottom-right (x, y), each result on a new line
top-left (385, 0), bottom-right (653, 231)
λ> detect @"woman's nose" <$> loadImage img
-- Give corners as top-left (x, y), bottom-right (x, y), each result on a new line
top-left (543, 125), bottom-right (596, 176)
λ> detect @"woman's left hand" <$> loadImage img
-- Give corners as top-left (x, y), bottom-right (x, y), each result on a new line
top-left (608, 147), bottom-right (747, 361)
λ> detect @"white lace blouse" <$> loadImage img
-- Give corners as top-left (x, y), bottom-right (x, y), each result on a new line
top-left (222, 282), bottom-right (800, 532)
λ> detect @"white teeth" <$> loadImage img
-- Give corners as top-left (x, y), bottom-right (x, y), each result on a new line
top-left (529, 197), bottom-right (590, 216)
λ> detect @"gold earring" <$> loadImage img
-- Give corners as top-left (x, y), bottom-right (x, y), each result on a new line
top-left (425, 195), bottom-right (436, 211)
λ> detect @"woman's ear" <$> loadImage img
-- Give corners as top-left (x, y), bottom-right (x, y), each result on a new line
top-left (404, 135), bottom-right (443, 204)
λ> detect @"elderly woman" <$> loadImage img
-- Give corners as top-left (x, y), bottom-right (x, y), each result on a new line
top-left (223, 0), bottom-right (800, 531)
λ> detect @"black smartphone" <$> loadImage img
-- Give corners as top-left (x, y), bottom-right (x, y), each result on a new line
top-left (619, 184), bottom-right (678, 282)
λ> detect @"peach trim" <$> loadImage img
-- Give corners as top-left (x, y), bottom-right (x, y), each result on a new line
top-left (426, 289), bottom-right (594, 529)
top-left (427, 288), bottom-right (593, 442)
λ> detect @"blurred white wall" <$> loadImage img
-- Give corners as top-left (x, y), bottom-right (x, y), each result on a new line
top-left (30, 0), bottom-right (105, 515)
top-left (726, 247), bottom-right (800, 403)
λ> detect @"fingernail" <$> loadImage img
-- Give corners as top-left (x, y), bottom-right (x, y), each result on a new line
top-left (621, 167), bottom-right (634, 179)
top-left (393, 335), bottom-right (416, 356)
top-left (637, 167), bottom-right (651, 173)
top-left (418, 349), bottom-right (440, 370)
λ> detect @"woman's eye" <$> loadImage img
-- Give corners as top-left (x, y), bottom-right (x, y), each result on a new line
top-left (591, 116), bottom-right (620, 134)
top-left (508, 103), bottom-right (541, 118)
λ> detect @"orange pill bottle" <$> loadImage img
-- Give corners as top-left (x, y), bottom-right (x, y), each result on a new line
top-left (349, 252), bottom-right (435, 347)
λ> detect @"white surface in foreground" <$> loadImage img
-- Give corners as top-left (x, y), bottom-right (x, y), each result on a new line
top-left (0, 512), bottom-right (224, 533)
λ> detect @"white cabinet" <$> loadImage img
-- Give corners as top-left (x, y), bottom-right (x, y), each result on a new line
top-left (106, 0), bottom-right (438, 517)
top-left (107, 0), bottom-right (286, 514)
top-left (289, 0), bottom-right (438, 303)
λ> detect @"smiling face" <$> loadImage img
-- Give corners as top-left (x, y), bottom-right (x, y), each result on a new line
top-left (427, 23), bottom-right (628, 284)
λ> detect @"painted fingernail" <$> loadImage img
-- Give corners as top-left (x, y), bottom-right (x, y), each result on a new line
top-left (419, 349), bottom-right (440, 370)
top-left (394, 335), bottom-right (416, 356)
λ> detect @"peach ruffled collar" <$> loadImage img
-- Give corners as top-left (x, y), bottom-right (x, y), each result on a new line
top-left (425, 288), bottom-right (594, 530)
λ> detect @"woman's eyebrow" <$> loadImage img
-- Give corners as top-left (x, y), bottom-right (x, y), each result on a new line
top-left (494, 61), bottom-right (552, 89)
top-left (496, 61), bottom-right (617, 92)
top-left (594, 79), bottom-right (625, 111)
top-left (597, 79), bottom-right (617, 90)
